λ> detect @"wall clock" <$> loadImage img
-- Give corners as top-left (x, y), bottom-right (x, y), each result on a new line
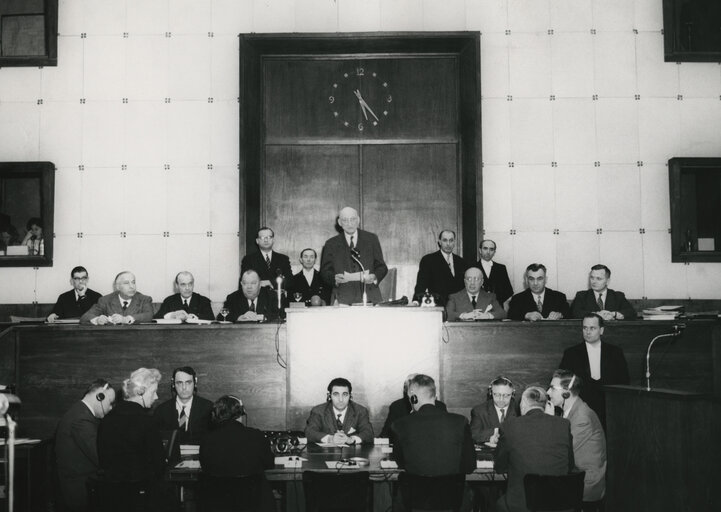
top-left (329, 65), bottom-right (392, 132)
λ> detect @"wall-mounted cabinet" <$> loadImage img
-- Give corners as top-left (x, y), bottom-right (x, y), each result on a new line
top-left (0, 0), bottom-right (57, 67)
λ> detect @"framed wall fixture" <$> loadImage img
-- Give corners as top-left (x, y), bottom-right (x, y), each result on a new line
top-left (0, 0), bottom-right (58, 67)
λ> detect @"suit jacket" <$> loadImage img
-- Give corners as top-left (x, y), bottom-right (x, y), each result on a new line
top-left (51, 289), bottom-right (102, 319)
top-left (320, 229), bottom-right (388, 305)
top-left (304, 401), bottom-right (374, 443)
top-left (97, 400), bottom-right (166, 482)
top-left (218, 287), bottom-right (279, 322)
top-left (412, 251), bottom-right (468, 306)
top-left (446, 289), bottom-right (506, 321)
top-left (288, 269), bottom-right (330, 304)
top-left (55, 401), bottom-right (101, 511)
top-left (570, 288), bottom-right (637, 319)
top-left (475, 260), bottom-right (514, 305)
top-left (559, 341), bottom-right (630, 428)
top-left (508, 288), bottom-right (570, 321)
top-left (495, 409), bottom-right (574, 512)
top-left (80, 292), bottom-right (154, 324)
top-left (154, 292), bottom-right (215, 321)
top-left (391, 404), bottom-right (476, 476)
top-left (241, 250), bottom-right (292, 289)
top-left (379, 396), bottom-right (447, 439)
top-left (566, 398), bottom-right (607, 501)
top-left (469, 398), bottom-right (519, 443)
top-left (152, 395), bottom-right (213, 445)
top-left (199, 421), bottom-right (274, 477)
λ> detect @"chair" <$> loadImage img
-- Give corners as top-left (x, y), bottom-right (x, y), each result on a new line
top-left (86, 476), bottom-right (151, 512)
top-left (397, 473), bottom-right (466, 512)
top-left (197, 473), bottom-right (265, 512)
top-left (523, 471), bottom-right (585, 512)
top-left (302, 471), bottom-right (371, 512)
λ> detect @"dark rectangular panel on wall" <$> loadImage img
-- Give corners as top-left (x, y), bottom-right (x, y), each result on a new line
top-left (263, 145), bottom-right (360, 257)
top-left (362, 144), bottom-right (458, 266)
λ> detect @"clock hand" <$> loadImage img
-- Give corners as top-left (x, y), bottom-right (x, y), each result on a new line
top-left (359, 99), bottom-right (379, 122)
top-left (353, 90), bottom-right (369, 120)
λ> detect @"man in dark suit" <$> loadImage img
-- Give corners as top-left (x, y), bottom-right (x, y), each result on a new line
top-left (305, 377), bottom-right (374, 444)
top-left (470, 376), bottom-right (519, 443)
top-left (80, 271), bottom-right (154, 325)
top-left (154, 271), bottom-right (215, 321)
top-left (475, 239), bottom-right (514, 307)
top-left (508, 263), bottom-right (570, 321)
top-left (288, 248), bottom-right (330, 304)
top-left (153, 366), bottom-right (213, 445)
top-left (380, 373), bottom-right (448, 438)
top-left (320, 206), bottom-right (388, 305)
top-left (446, 267), bottom-right (506, 321)
top-left (559, 313), bottom-right (630, 428)
top-left (391, 374), bottom-right (476, 476)
top-left (55, 379), bottom-right (116, 512)
top-left (570, 264), bottom-right (637, 320)
top-left (495, 386), bottom-right (574, 512)
top-left (240, 226), bottom-right (292, 292)
top-left (412, 229), bottom-right (468, 306)
top-left (218, 270), bottom-right (279, 322)
top-left (47, 266), bottom-right (102, 322)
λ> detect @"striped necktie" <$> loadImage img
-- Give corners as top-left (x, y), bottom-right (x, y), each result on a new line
top-left (178, 406), bottom-right (187, 430)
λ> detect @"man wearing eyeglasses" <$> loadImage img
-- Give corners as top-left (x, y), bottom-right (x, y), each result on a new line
top-left (446, 267), bottom-right (506, 321)
top-left (47, 266), bottom-right (102, 322)
top-left (241, 227), bottom-right (292, 290)
top-left (470, 376), bottom-right (519, 444)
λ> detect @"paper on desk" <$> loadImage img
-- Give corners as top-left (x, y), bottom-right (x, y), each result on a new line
top-left (315, 442), bottom-right (355, 447)
top-left (324, 461), bottom-right (363, 469)
top-left (274, 456), bottom-right (307, 464)
top-left (153, 319), bottom-right (183, 324)
top-left (185, 317), bottom-right (213, 325)
top-left (380, 460), bottom-right (398, 469)
top-left (476, 460), bottom-right (494, 469)
top-left (175, 460), bottom-right (201, 469)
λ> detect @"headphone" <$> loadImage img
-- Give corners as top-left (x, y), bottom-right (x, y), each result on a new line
top-left (171, 367), bottom-right (198, 396)
top-left (96, 382), bottom-right (109, 402)
top-left (228, 394), bottom-right (246, 418)
top-left (562, 375), bottom-right (576, 400)
top-left (410, 394), bottom-right (418, 405)
top-left (326, 378), bottom-right (352, 402)
top-left (487, 376), bottom-right (515, 400)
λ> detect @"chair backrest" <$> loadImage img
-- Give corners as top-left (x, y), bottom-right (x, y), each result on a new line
top-left (198, 473), bottom-right (264, 512)
top-left (523, 471), bottom-right (585, 512)
top-left (397, 473), bottom-right (466, 512)
top-left (86, 476), bottom-right (150, 512)
top-left (302, 471), bottom-right (370, 512)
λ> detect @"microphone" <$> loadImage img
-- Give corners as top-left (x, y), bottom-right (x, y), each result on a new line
top-left (349, 249), bottom-right (368, 306)
top-left (275, 269), bottom-right (284, 312)
top-left (645, 324), bottom-right (685, 391)
top-left (0, 393), bottom-right (21, 415)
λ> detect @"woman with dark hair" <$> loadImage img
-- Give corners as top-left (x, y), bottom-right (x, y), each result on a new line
top-left (21, 217), bottom-right (43, 255)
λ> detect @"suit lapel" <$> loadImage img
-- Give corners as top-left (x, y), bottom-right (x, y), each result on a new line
top-left (582, 343), bottom-right (593, 379)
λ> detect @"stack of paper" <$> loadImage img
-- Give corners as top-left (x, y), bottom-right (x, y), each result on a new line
top-left (642, 305), bottom-right (683, 321)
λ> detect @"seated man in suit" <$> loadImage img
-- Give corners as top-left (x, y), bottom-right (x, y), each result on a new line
top-left (446, 267), bottom-right (506, 321)
top-left (412, 229), bottom-right (468, 306)
top-left (47, 266), bottom-right (103, 322)
top-left (495, 386), bottom-right (574, 512)
top-left (391, 374), bottom-right (476, 476)
top-left (304, 377), bottom-right (374, 444)
top-left (320, 206), bottom-right (388, 305)
top-left (570, 264), bottom-right (636, 320)
top-left (548, 370), bottom-right (606, 511)
top-left (380, 373), bottom-right (447, 439)
top-left (470, 376), bottom-right (519, 444)
top-left (475, 239), bottom-right (514, 307)
top-left (241, 227), bottom-right (292, 291)
top-left (80, 271), bottom-right (153, 325)
top-left (154, 271), bottom-right (215, 321)
top-left (55, 379), bottom-right (116, 512)
top-left (153, 366), bottom-right (212, 445)
top-left (288, 248), bottom-right (330, 305)
top-left (508, 263), bottom-right (570, 321)
top-left (218, 270), bottom-right (279, 323)
top-left (559, 313), bottom-right (630, 428)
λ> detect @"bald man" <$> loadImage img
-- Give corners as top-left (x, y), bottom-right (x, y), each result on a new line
top-left (320, 206), bottom-right (388, 304)
top-left (80, 271), bottom-right (154, 325)
top-left (446, 267), bottom-right (506, 321)
top-left (155, 271), bottom-right (215, 321)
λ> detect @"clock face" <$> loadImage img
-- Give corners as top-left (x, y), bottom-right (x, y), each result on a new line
top-left (329, 66), bottom-right (392, 132)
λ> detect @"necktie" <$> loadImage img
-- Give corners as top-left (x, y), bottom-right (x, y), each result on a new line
top-left (500, 408), bottom-right (506, 423)
top-left (265, 254), bottom-right (271, 269)
top-left (447, 255), bottom-right (454, 277)
top-left (597, 293), bottom-right (604, 310)
top-left (536, 296), bottom-right (543, 313)
top-left (122, 301), bottom-right (128, 313)
top-left (349, 236), bottom-right (355, 250)
top-left (471, 296), bottom-right (477, 309)
top-left (182, 299), bottom-right (189, 311)
top-left (178, 406), bottom-right (187, 429)
top-left (77, 294), bottom-right (85, 304)
top-left (249, 300), bottom-right (255, 312)
top-left (336, 414), bottom-right (343, 431)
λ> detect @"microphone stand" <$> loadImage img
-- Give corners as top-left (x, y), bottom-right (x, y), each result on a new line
top-left (645, 324), bottom-right (685, 391)
top-left (350, 250), bottom-right (367, 306)
top-left (275, 273), bottom-right (285, 320)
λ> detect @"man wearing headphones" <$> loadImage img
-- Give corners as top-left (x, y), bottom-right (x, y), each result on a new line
top-left (154, 271), bottom-right (215, 321)
top-left (548, 370), bottom-right (606, 511)
top-left (55, 379), bottom-right (116, 512)
top-left (153, 366), bottom-right (213, 445)
top-left (379, 373), bottom-right (448, 439)
top-left (305, 377), bottom-right (374, 444)
top-left (494, 386), bottom-right (574, 512)
top-left (470, 376), bottom-right (520, 444)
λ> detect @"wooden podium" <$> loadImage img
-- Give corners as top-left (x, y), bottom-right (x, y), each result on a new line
top-left (605, 385), bottom-right (721, 512)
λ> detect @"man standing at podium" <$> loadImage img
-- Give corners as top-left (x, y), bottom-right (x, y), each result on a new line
top-left (412, 230), bottom-right (468, 306)
top-left (320, 206), bottom-right (387, 304)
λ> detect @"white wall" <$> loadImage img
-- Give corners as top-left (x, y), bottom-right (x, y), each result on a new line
top-left (0, 0), bottom-right (719, 304)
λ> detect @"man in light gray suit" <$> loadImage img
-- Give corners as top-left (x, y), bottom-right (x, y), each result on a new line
top-left (80, 271), bottom-right (154, 324)
top-left (446, 267), bottom-right (505, 321)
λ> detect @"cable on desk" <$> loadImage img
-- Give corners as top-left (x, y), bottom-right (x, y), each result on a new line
top-left (274, 319), bottom-right (287, 369)
top-left (442, 322), bottom-right (450, 344)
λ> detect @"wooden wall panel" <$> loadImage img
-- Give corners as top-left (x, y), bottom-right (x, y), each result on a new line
top-left (362, 144), bottom-right (458, 265)
top-left (263, 145), bottom-right (359, 261)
